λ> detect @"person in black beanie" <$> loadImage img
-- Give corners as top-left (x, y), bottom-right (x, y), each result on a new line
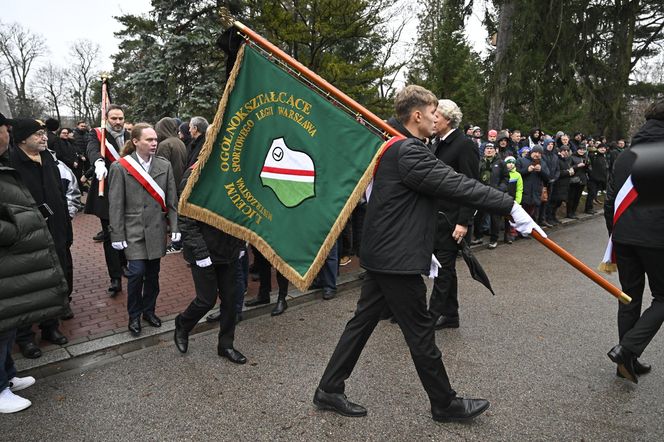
top-left (44, 118), bottom-right (59, 151)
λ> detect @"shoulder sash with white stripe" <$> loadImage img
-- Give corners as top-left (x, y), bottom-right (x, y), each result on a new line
top-left (599, 175), bottom-right (638, 273)
top-left (94, 128), bottom-right (120, 163)
top-left (118, 156), bottom-right (167, 212)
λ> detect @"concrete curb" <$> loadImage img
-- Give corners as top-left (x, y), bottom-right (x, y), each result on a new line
top-left (17, 210), bottom-right (604, 378)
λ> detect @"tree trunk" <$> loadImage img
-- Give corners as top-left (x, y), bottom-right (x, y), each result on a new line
top-left (487, 0), bottom-right (515, 131)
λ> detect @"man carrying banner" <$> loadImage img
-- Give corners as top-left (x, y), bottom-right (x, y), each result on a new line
top-left (86, 104), bottom-right (129, 296)
top-left (108, 123), bottom-right (179, 337)
top-left (314, 85), bottom-right (545, 422)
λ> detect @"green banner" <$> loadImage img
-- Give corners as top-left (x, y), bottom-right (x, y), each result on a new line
top-left (179, 44), bottom-right (386, 290)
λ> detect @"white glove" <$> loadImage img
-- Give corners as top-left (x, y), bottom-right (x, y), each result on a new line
top-left (171, 232), bottom-right (181, 242)
top-left (112, 241), bottom-right (128, 250)
top-left (509, 203), bottom-right (547, 238)
top-left (94, 159), bottom-right (108, 180)
top-left (239, 249), bottom-right (246, 259)
top-left (196, 257), bottom-right (212, 268)
top-left (428, 254), bottom-right (441, 279)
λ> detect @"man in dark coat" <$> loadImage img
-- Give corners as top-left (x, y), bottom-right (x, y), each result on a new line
top-left (429, 99), bottom-right (479, 330)
top-left (7, 118), bottom-right (70, 358)
top-left (472, 142), bottom-right (509, 249)
top-left (0, 113), bottom-right (68, 412)
top-left (516, 145), bottom-right (550, 219)
top-left (606, 99), bottom-right (664, 383)
top-left (173, 166), bottom-right (247, 363)
top-left (314, 85), bottom-right (546, 422)
top-left (566, 144), bottom-right (589, 219)
top-left (186, 116), bottom-right (208, 168)
top-left (550, 146), bottom-right (574, 224)
top-left (85, 104), bottom-right (129, 295)
top-left (584, 143), bottom-right (608, 214)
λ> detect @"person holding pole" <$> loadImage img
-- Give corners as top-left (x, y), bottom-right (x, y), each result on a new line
top-left (314, 85), bottom-right (546, 422)
top-left (85, 103), bottom-right (129, 296)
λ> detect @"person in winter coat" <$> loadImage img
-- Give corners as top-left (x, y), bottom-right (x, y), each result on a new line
top-left (605, 98), bottom-right (664, 383)
top-left (186, 117), bottom-right (208, 168)
top-left (8, 118), bottom-right (71, 358)
top-left (472, 142), bottom-right (509, 249)
top-left (53, 128), bottom-right (79, 173)
top-left (0, 114), bottom-right (68, 413)
top-left (516, 145), bottom-right (550, 219)
top-left (314, 85), bottom-right (545, 423)
top-left (585, 143), bottom-right (609, 214)
top-left (540, 137), bottom-right (560, 226)
top-left (496, 133), bottom-right (513, 159)
top-left (504, 156), bottom-right (523, 243)
top-left (520, 127), bottom-right (542, 148)
top-left (173, 165), bottom-right (247, 364)
top-left (566, 144), bottom-right (590, 218)
top-left (155, 117), bottom-right (187, 186)
top-left (178, 121), bottom-right (192, 148)
top-left (108, 123), bottom-right (179, 337)
top-left (429, 98), bottom-right (480, 330)
top-left (549, 147), bottom-right (574, 224)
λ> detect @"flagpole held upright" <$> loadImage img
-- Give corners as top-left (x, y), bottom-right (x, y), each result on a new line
top-left (98, 75), bottom-right (109, 197)
top-left (231, 21), bottom-right (401, 141)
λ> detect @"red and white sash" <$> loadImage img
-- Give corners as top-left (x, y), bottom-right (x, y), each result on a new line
top-left (599, 175), bottom-right (638, 273)
top-left (94, 128), bottom-right (121, 163)
top-left (118, 155), bottom-right (167, 212)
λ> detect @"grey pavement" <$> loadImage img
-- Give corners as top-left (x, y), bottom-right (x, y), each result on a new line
top-left (3, 216), bottom-right (663, 441)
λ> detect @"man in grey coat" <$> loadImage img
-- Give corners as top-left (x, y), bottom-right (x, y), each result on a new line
top-left (108, 123), bottom-right (179, 336)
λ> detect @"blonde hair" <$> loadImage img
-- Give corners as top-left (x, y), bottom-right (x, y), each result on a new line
top-left (394, 85), bottom-right (437, 124)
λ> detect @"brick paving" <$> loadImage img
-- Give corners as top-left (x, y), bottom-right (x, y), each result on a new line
top-left (25, 210), bottom-right (361, 348)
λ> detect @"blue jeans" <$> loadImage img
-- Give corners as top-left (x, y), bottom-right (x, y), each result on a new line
top-left (127, 259), bottom-right (161, 319)
top-left (318, 241), bottom-right (339, 290)
top-left (0, 330), bottom-right (17, 391)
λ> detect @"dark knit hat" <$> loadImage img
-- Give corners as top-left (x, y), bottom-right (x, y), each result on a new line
top-left (531, 145), bottom-right (544, 154)
top-left (0, 112), bottom-right (13, 127)
top-left (11, 118), bottom-right (46, 144)
top-left (44, 117), bottom-right (60, 131)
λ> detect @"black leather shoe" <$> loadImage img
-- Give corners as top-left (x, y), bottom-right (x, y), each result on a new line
top-left (608, 344), bottom-right (638, 383)
top-left (19, 341), bottom-right (42, 359)
top-left (313, 387), bottom-right (367, 417)
top-left (432, 397), bottom-right (490, 422)
top-left (271, 298), bottom-right (288, 316)
top-left (218, 347), bottom-right (247, 364)
top-left (322, 288), bottom-right (337, 300)
top-left (235, 313), bottom-right (243, 324)
top-left (143, 312), bottom-right (162, 327)
top-left (92, 230), bottom-right (105, 242)
top-left (41, 328), bottom-right (68, 345)
top-left (206, 310), bottom-right (222, 322)
top-left (245, 297), bottom-right (270, 307)
top-left (617, 357), bottom-right (651, 378)
top-left (107, 278), bottom-right (122, 297)
top-left (128, 317), bottom-right (141, 337)
top-left (173, 316), bottom-right (188, 354)
top-left (434, 315), bottom-right (460, 330)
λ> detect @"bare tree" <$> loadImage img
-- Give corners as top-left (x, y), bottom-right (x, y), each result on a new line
top-left (37, 63), bottom-right (67, 121)
top-left (65, 39), bottom-right (100, 122)
top-left (0, 21), bottom-right (44, 117)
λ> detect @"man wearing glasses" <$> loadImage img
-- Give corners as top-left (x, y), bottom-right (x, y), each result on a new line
top-left (8, 119), bottom-right (70, 358)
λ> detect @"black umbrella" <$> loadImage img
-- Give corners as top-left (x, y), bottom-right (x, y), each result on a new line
top-left (459, 241), bottom-right (496, 296)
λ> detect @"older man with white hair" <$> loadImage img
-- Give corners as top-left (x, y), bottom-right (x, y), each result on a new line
top-left (429, 99), bottom-right (480, 330)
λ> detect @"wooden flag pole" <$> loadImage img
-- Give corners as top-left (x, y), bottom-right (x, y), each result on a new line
top-left (231, 21), bottom-right (401, 140)
top-left (98, 75), bottom-right (109, 197)
top-left (530, 230), bottom-right (631, 304)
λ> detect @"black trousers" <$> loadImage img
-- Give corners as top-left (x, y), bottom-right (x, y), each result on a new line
top-left (318, 272), bottom-right (456, 408)
top-left (101, 218), bottom-right (123, 280)
top-left (584, 179), bottom-right (604, 212)
top-left (254, 249), bottom-right (288, 299)
top-left (429, 243), bottom-right (460, 318)
top-left (566, 183), bottom-right (584, 216)
top-left (615, 242), bottom-right (664, 356)
top-left (179, 261), bottom-right (238, 349)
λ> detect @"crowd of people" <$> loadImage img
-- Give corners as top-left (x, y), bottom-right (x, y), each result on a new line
top-left (0, 84), bottom-right (658, 421)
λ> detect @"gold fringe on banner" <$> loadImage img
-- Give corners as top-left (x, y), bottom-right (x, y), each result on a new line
top-left (179, 43), bottom-right (386, 292)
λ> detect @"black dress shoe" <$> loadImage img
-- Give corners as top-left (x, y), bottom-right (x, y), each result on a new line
top-left (322, 288), bottom-right (337, 300)
top-left (143, 312), bottom-right (162, 327)
top-left (206, 309), bottom-right (222, 322)
top-left (313, 387), bottom-right (367, 417)
top-left (432, 397), bottom-right (490, 422)
top-left (617, 357), bottom-right (651, 378)
top-left (271, 298), bottom-right (288, 316)
top-left (608, 344), bottom-right (638, 383)
top-left (434, 315), bottom-right (460, 330)
top-left (218, 347), bottom-right (247, 364)
top-left (19, 341), bottom-right (42, 359)
top-left (128, 317), bottom-right (141, 337)
top-left (92, 230), bottom-right (105, 242)
top-left (173, 316), bottom-right (188, 354)
top-left (107, 278), bottom-right (122, 297)
top-left (245, 297), bottom-right (270, 307)
top-left (41, 328), bottom-right (68, 345)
